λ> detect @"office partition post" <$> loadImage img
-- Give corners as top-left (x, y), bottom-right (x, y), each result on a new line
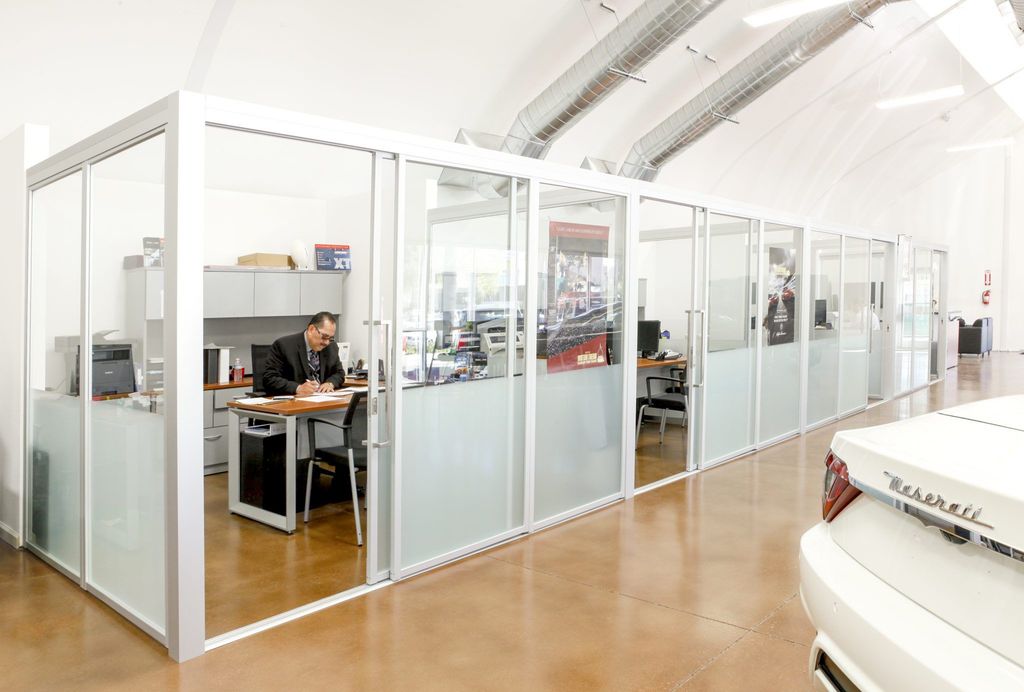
top-left (522, 178), bottom-right (539, 532)
top-left (622, 189), bottom-right (640, 498)
top-left (506, 179), bottom-right (519, 522)
top-left (164, 92), bottom-right (206, 662)
top-left (366, 150), bottom-right (392, 584)
top-left (389, 155), bottom-right (405, 579)
top-left (837, 235), bottom-right (846, 421)
top-left (79, 164), bottom-right (92, 589)
top-left (753, 220), bottom-right (764, 446)
top-left (697, 209), bottom-right (710, 470)
top-left (685, 205), bottom-right (702, 473)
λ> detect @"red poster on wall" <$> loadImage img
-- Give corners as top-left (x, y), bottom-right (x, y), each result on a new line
top-left (545, 221), bottom-right (613, 374)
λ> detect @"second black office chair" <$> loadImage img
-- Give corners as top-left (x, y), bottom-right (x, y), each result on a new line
top-left (304, 391), bottom-right (367, 545)
top-left (636, 366), bottom-right (687, 447)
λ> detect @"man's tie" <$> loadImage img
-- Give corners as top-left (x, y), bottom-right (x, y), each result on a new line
top-left (308, 350), bottom-right (320, 380)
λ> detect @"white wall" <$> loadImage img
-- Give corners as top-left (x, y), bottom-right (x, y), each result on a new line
top-left (0, 124), bottom-right (49, 546)
top-left (872, 138), bottom-right (1023, 351)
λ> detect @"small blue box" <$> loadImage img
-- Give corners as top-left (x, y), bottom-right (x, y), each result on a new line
top-left (314, 244), bottom-right (351, 271)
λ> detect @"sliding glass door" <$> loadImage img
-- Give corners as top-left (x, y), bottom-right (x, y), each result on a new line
top-left (634, 199), bottom-right (701, 488)
top-left (806, 232), bottom-right (841, 427)
top-left (758, 224), bottom-right (801, 443)
top-left (394, 163), bottom-right (527, 576)
top-left (701, 213), bottom-right (757, 467)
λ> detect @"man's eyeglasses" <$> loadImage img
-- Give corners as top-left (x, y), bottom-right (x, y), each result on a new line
top-left (314, 325), bottom-right (336, 344)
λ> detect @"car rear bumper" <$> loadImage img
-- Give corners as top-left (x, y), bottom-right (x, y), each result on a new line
top-left (799, 522), bottom-right (1024, 692)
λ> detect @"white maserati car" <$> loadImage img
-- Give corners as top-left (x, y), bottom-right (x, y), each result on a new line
top-left (800, 396), bottom-right (1024, 691)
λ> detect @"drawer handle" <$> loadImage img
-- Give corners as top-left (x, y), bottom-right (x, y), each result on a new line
top-left (204, 434), bottom-right (223, 442)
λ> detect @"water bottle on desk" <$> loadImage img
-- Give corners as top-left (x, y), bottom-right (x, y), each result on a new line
top-left (232, 357), bottom-right (244, 382)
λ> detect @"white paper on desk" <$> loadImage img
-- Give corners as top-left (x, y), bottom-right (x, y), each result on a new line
top-left (235, 397), bottom-right (272, 405)
top-left (322, 388), bottom-right (355, 396)
top-left (297, 394), bottom-right (341, 403)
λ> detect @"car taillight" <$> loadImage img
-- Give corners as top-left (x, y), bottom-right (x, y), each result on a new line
top-left (822, 450), bottom-right (861, 522)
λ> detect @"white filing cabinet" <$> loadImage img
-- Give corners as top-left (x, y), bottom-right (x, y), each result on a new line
top-left (203, 386), bottom-right (247, 474)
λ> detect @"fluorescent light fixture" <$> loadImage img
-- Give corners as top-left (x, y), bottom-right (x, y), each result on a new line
top-left (946, 138), bottom-right (1014, 153)
top-left (744, 0), bottom-right (849, 27)
top-left (875, 85), bottom-right (965, 110)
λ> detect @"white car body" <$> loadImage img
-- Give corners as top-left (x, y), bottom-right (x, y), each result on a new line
top-left (799, 396), bottom-right (1024, 692)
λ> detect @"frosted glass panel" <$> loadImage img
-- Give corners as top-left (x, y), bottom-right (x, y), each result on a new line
top-left (807, 232), bottom-right (841, 426)
top-left (912, 248), bottom-right (932, 388)
top-left (27, 172), bottom-right (83, 576)
top-left (399, 163), bottom-right (526, 571)
top-left (868, 243), bottom-right (890, 399)
top-left (759, 224), bottom-right (800, 442)
top-left (89, 134), bottom-right (166, 631)
top-left (705, 347), bottom-right (756, 461)
top-left (536, 364), bottom-right (623, 517)
top-left (894, 240), bottom-right (913, 394)
top-left (534, 184), bottom-right (625, 521)
top-left (840, 237), bottom-right (870, 414)
top-left (400, 379), bottom-right (524, 567)
top-left (704, 213), bottom-right (756, 463)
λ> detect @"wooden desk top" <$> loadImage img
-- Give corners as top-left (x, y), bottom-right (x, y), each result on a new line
top-left (204, 378), bottom-right (252, 391)
top-left (227, 392), bottom-right (356, 416)
top-left (637, 356), bottom-right (687, 370)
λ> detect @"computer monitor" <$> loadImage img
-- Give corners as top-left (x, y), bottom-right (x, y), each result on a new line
top-left (637, 320), bottom-right (661, 355)
top-left (814, 299), bottom-right (827, 326)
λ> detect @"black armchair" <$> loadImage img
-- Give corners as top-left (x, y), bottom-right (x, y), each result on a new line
top-left (958, 317), bottom-right (992, 357)
top-left (304, 391), bottom-right (367, 545)
top-left (636, 367), bottom-right (688, 446)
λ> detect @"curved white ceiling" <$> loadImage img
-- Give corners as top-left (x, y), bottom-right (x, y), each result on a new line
top-left (2, 0), bottom-right (1020, 230)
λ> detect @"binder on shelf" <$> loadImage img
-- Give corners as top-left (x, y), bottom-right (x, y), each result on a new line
top-left (203, 345), bottom-right (234, 384)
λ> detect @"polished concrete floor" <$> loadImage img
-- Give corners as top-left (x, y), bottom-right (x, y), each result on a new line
top-left (204, 473), bottom-right (366, 637)
top-left (635, 418), bottom-right (688, 488)
top-left (1, 354), bottom-right (1019, 690)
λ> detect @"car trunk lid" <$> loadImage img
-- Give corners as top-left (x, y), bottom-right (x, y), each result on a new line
top-left (831, 396), bottom-right (1024, 552)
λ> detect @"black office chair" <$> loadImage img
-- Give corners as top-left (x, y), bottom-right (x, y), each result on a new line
top-left (303, 391), bottom-right (367, 545)
top-left (250, 344), bottom-right (271, 396)
top-left (636, 367), bottom-right (687, 446)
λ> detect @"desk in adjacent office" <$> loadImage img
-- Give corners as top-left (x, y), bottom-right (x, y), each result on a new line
top-left (637, 356), bottom-right (687, 369)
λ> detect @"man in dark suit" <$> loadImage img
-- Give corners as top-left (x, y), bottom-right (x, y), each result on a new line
top-left (264, 312), bottom-right (346, 396)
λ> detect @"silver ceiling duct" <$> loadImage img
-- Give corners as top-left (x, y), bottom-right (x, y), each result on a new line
top-left (501, 0), bottom-right (728, 159)
top-left (1011, 0), bottom-right (1024, 32)
top-left (619, 0), bottom-right (906, 180)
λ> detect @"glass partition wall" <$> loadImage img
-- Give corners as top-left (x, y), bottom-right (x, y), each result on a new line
top-left (702, 213), bottom-right (757, 466)
top-left (839, 237), bottom-right (870, 415)
top-left (395, 164), bottom-right (527, 575)
top-left (868, 240), bottom-right (894, 400)
top-left (88, 134), bottom-right (167, 635)
top-left (913, 247), bottom-right (933, 388)
top-left (26, 135), bottom-right (169, 641)
top-left (758, 224), bottom-right (801, 443)
top-left (807, 232), bottom-right (842, 427)
top-left (27, 171), bottom-right (84, 579)
top-left (202, 126), bottom-right (377, 637)
top-left (534, 184), bottom-right (626, 522)
top-left (634, 200), bottom-right (700, 488)
top-left (25, 95), bottom-right (950, 660)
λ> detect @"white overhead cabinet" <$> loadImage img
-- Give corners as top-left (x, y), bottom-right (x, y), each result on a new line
top-left (204, 271), bottom-right (255, 318)
top-left (200, 269), bottom-right (343, 319)
top-left (300, 272), bottom-right (343, 315)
